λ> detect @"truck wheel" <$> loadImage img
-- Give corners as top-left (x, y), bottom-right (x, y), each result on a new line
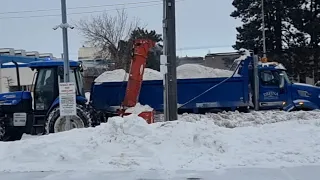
top-left (45, 104), bottom-right (92, 134)
top-left (0, 125), bottom-right (24, 141)
top-left (289, 107), bottom-right (312, 112)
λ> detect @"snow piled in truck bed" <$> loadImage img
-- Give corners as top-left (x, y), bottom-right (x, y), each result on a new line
top-left (177, 64), bottom-right (234, 79)
top-left (94, 68), bottom-right (162, 82)
top-left (2, 110), bottom-right (320, 172)
top-left (94, 64), bottom-right (236, 82)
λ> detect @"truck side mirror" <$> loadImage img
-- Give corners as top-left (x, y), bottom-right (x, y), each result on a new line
top-left (279, 73), bottom-right (285, 89)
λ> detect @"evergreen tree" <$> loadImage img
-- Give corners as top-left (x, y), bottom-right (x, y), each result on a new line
top-left (231, 0), bottom-right (290, 57)
top-left (286, 0), bottom-right (320, 81)
top-left (129, 27), bottom-right (163, 71)
top-left (230, 0), bottom-right (314, 79)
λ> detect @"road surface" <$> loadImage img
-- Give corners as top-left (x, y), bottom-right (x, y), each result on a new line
top-left (1, 165), bottom-right (320, 180)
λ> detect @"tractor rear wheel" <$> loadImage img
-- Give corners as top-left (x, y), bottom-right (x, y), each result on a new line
top-left (45, 104), bottom-right (92, 134)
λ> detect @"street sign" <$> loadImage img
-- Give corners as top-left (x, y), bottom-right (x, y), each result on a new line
top-left (59, 82), bottom-right (76, 116)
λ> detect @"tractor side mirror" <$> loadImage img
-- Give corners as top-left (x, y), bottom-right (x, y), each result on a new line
top-left (279, 73), bottom-right (285, 89)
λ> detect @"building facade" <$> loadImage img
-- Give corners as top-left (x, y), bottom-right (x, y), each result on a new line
top-left (0, 48), bottom-right (58, 93)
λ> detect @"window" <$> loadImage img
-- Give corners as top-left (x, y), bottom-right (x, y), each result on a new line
top-left (259, 70), bottom-right (280, 86)
top-left (75, 70), bottom-right (85, 96)
top-left (58, 69), bottom-right (82, 95)
top-left (35, 68), bottom-right (54, 89)
top-left (34, 68), bottom-right (55, 110)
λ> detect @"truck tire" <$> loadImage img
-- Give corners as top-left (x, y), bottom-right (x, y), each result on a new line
top-left (290, 107), bottom-right (312, 112)
top-left (45, 104), bottom-right (92, 134)
top-left (0, 125), bottom-right (24, 141)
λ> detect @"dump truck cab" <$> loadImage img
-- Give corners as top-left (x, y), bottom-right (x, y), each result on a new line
top-left (253, 60), bottom-right (320, 111)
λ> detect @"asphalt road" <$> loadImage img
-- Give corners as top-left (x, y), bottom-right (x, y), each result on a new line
top-left (1, 165), bottom-right (320, 180)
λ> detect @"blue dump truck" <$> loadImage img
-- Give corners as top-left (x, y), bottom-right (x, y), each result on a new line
top-left (90, 54), bottom-right (320, 114)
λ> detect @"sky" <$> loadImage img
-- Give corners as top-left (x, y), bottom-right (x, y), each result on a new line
top-left (1, 0), bottom-right (241, 60)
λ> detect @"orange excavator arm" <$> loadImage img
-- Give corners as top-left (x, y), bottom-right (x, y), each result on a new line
top-left (121, 39), bottom-right (156, 108)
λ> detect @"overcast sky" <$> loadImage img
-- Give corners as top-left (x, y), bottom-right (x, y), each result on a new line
top-left (1, 0), bottom-right (241, 60)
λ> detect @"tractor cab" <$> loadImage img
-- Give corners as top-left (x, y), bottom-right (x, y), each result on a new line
top-left (27, 60), bottom-right (86, 134)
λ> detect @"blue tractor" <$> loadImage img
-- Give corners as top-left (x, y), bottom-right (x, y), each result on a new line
top-left (0, 58), bottom-right (98, 141)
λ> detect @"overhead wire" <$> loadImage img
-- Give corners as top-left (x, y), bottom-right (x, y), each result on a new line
top-left (0, 0), bottom-right (186, 20)
top-left (0, 0), bottom-right (164, 15)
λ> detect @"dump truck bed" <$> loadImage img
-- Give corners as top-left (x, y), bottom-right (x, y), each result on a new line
top-left (91, 75), bottom-right (251, 113)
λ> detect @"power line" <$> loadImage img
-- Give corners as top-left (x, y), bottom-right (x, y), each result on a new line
top-left (0, 0), bottom-right (163, 15)
top-left (0, 0), bottom-right (186, 20)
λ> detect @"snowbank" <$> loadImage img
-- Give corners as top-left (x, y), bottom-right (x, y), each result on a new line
top-left (125, 103), bottom-right (154, 114)
top-left (94, 64), bottom-right (236, 83)
top-left (2, 110), bottom-right (320, 172)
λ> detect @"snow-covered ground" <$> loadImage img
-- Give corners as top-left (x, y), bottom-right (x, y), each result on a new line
top-left (1, 110), bottom-right (320, 177)
top-left (94, 64), bottom-right (236, 83)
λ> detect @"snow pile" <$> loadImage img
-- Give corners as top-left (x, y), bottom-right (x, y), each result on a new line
top-left (234, 48), bottom-right (251, 62)
top-left (143, 68), bottom-right (162, 80)
top-left (94, 69), bottom-right (128, 82)
top-left (125, 103), bottom-right (154, 114)
top-left (179, 110), bottom-right (320, 128)
top-left (177, 64), bottom-right (234, 79)
top-left (94, 64), bottom-right (236, 83)
top-left (2, 111), bottom-right (320, 172)
top-left (94, 68), bottom-right (162, 82)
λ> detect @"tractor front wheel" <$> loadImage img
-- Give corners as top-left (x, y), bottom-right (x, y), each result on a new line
top-left (45, 104), bottom-right (92, 134)
top-left (0, 124), bottom-right (24, 141)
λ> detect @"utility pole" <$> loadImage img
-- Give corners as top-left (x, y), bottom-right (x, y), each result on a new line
top-left (61, 0), bottom-right (70, 83)
top-left (162, 0), bottom-right (169, 121)
top-left (54, 0), bottom-right (75, 130)
top-left (163, 0), bottom-right (178, 121)
top-left (261, 0), bottom-right (267, 58)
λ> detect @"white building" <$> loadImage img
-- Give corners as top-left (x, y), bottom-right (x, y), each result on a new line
top-left (78, 46), bottom-right (100, 61)
top-left (0, 63), bottom-right (35, 93)
top-left (0, 48), bottom-right (58, 93)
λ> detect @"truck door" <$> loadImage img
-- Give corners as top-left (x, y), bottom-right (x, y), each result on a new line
top-left (258, 70), bottom-right (287, 109)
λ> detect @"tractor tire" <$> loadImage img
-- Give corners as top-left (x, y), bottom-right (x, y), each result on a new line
top-left (0, 126), bottom-right (24, 141)
top-left (45, 104), bottom-right (92, 134)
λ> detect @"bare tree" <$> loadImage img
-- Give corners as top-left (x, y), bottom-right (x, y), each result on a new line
top-left (2, 76), bottom-right (14, 90)
top-left (76, 9), bottom-right (140, 69)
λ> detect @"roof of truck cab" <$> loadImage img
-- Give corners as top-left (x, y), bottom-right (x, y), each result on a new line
top-left (28, 60), bottom-right (80, 68)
